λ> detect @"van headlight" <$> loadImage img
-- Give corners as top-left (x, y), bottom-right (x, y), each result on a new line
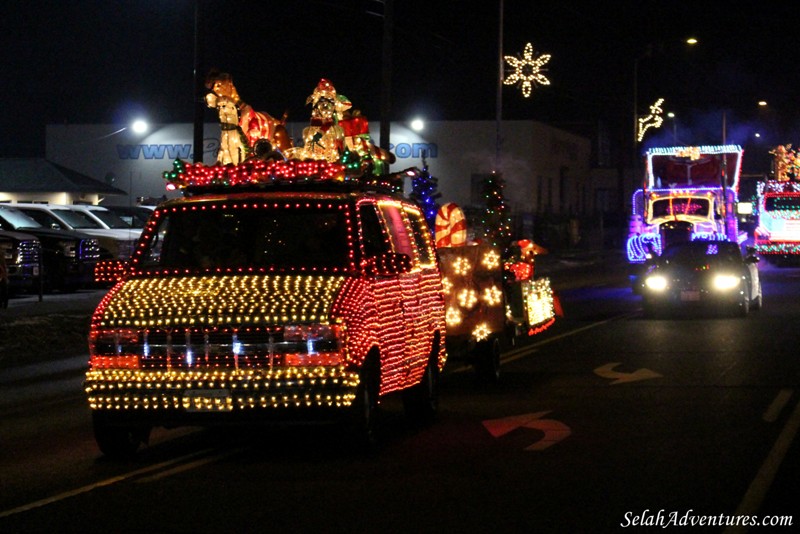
top-left (713, 274), bottom-right (740, 291)
top-left (644, 275), bottom-right (668, 291)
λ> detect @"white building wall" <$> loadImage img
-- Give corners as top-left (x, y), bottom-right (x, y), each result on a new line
top-left (46, 121), bottom-right (591, 215)
top-left (0, 191), bottom-right (100, 205)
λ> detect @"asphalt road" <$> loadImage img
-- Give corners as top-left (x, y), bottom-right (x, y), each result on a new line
top-left (1, 254), bottom-right (797, 533)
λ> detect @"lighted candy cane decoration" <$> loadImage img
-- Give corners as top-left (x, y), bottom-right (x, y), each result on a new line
top-left (435, 203), bottom-right (468, 248)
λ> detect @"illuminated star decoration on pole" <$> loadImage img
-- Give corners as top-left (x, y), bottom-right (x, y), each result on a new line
top-left (637, 98), bottom-right (665, 141)
top-left (504, 42), bottom-right (551, 98)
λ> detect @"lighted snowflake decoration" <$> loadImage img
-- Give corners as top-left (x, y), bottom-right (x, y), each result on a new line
top-left (452, 257), bottom-right (472, 276)
top-left (481, 250), bottom-right (501, 270)
top-left (446, 306), bottom-right (462, 326)
top-left (504, 42), bottom-right (551, 98)
top-left (441, 276), bottom-right (453, 295)
top-left (473, 323), bottom-right (492, 342)
top-left (483, 285), bottom-right (503, 306)
top-left (457, 288), bottom-right (478, 309)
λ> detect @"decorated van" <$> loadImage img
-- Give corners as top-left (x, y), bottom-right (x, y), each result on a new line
top-left (85, 160), bottom-right (447, 457)
top-left (85, 77), bottom-right (447, 457)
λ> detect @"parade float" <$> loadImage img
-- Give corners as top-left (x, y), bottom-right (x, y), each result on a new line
top-left (753, 145), bottom-right (800, 264)
top-left (626, 145), bottom-right (746, 282)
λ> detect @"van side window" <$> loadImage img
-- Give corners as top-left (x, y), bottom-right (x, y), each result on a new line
top-left (358, 203), bottom-right (390, 258)
top-left (378, 203), bottom-right (414, 258)
top-left (140, 216), bottom-right (169, 266)
top-left (405, 207), bottom-right (435, 265)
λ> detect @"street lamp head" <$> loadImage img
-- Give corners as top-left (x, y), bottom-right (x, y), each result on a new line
top-left (686, 37), bottom-right (698, 45)
top-left (131, 119), bottom-right (148, 134)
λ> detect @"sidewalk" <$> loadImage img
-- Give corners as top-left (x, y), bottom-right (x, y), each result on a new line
top-left (1, 288), bottom-right (105, 318)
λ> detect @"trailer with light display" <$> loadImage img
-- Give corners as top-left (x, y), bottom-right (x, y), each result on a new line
top-left (432, 203), bottom-right (556, 383)
top-left (626, 145), bottom-right (747, 285)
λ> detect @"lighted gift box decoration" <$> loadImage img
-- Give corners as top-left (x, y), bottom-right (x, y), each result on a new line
top-left (434, 203), bottom-right (555, 341)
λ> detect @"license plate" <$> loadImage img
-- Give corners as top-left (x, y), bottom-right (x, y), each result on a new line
top-left (680, 290), bottom-right (700, 301)
top-left (183, 389), bottom-right (232, 412)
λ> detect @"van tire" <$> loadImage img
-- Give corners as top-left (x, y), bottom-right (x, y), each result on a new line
top-left (474, 336), bottom-right (501, 384)
top-left (351, 353), bottom-right (381, 450)
top-left (92, 412), bottom-right (149, 460)
top-left (403, 352), bottom-right (439, 425)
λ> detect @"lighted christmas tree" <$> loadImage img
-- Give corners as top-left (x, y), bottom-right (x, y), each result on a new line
top-left (408, 159), bottom-right (441, 229)
top-left (480, 172), bottom-right (512, 247)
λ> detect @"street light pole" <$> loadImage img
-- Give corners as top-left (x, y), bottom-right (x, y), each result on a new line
top-left (379, 0), bottom-right (394, 162)
top-left (667, 112), bottom-right (677, 143)
top-left (192, 0), bottom-right (204, 164)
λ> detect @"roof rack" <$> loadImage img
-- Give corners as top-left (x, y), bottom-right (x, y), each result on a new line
top-left (163, 159), bottom-right (403, 196)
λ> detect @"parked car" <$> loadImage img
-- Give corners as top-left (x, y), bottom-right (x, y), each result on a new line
top-left (84, 166), bottom-right (448, 458)
top-left (14, 203), bottom-right (139, 260)
top-left (67, 204), bottom-right (141, 232)
top-left (0, 205), bottom-right (100, 291)
top-left (101, 205), bottom-right (155, 229)
top-left (640, 240), bottom-right (762, 317)
top-left (0, 229), bottom-right (41, 294)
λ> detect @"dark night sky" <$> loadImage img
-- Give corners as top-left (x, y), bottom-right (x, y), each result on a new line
top-left (2, 1), bottom-right (799, 163)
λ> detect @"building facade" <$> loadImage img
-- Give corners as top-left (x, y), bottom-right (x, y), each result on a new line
top-left (44, 120), bottom-right (612, 247)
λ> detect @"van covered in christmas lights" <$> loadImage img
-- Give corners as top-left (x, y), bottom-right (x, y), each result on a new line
top-left (84, 161), bottom-right (447, 457)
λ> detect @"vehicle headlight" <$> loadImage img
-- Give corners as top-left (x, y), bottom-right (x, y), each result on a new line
top-left (713, 274), bottom-right (740, 291)
top-left (644, 275), bottom-right (668, 291)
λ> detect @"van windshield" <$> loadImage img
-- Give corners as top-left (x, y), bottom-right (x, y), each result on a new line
top-left (651, 197), bottom-right (710, 218)
top-left (765, 195), bottom-right (800, 212)
top-left (138, 203), bottom-right (352, 271)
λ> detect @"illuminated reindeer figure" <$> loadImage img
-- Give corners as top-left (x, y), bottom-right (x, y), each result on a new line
top-left (637, 98), bottom-right (665, 142)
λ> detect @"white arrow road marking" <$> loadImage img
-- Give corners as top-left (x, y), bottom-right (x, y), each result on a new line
top-left (483, 411), bottom-right (571, 451)
top-left (594, 362), bottom-right (662, 385)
